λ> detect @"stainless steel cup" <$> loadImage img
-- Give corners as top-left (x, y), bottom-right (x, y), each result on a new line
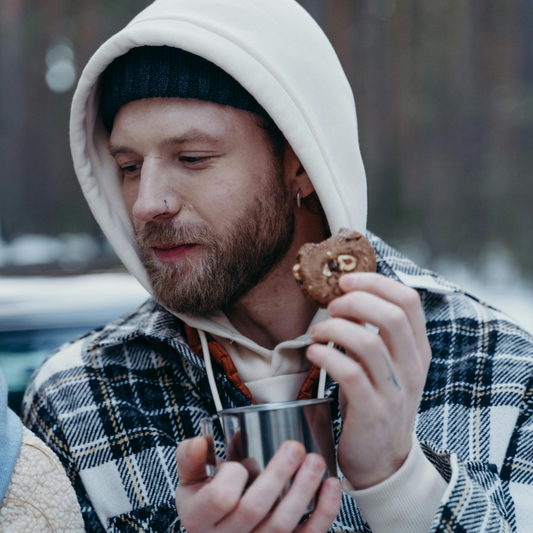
top-left (200, 398), bottom-right (336, 512)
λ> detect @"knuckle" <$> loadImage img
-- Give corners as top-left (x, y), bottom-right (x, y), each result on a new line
top-left (359, 334), bottom-right (383, 354)
top-left (238, 497), bottom-right (264, 523)
top-left (206, 484), bottom-right (239, 515)
top-left (343, 365), bottom-right (363, 387)
top-left (386, 307), bottom-right (408, 329)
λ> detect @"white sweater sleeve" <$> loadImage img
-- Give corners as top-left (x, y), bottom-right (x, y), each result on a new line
top-left (342, 434), bottom-right (448, 533)
top-left (0, 426), bottom-right (85, 533)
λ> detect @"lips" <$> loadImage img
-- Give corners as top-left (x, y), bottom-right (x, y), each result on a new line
top-left (152, 243), bottom-right (199, 262)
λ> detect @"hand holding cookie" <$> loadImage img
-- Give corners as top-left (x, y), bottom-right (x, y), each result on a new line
top-left (296, 230), bottom-right (432, 490)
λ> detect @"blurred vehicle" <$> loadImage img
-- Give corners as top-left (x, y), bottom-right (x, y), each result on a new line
top-left (0, 274), bottom-right (150, 415)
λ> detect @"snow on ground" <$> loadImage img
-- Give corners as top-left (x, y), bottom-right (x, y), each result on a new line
top-left (436, 258), bottom-right (533, 335)
top-left (395, 241), bottom-right (533, 335)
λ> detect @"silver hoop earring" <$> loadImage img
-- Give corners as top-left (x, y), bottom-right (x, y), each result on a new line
top-left (296, 189), bottom-right (302, 208)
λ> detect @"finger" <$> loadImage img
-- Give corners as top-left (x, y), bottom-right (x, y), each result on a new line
top-left (217, 441), bottom-right (306, 533)
top-left (306, 343), bottom-right (377, 401)
top-left (257, 454), bottom-right (326, 533)
top-left (298, 477), bottom-right (342, 533)
top-left (176, 437), bottom-right (210, 485)
top-left (339, 273), bottom-right (430, 362)
top-left (180, 461), bottom-right (249, 532)
top-left (176, 438), bottom-right (248, 531)
top-left (327, 292), bottom-right (420, 372)
top-left (309, 318), bottom-right (399, 392)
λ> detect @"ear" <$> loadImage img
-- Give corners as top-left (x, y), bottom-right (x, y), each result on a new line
top-left (284, 145), bottom-right (314, 201)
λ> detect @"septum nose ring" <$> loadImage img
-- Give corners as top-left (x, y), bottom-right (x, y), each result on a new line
top-left (163, 200), bottom-right (169, 216)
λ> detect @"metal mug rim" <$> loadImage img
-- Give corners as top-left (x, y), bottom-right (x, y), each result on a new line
top-left (217, 397), bottom-right (332, 415)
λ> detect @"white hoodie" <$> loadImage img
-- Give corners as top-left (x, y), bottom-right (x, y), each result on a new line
top-left (70, 0), bottom-right (367, 292)
top-left (69, 1), bottom-right (446, 531)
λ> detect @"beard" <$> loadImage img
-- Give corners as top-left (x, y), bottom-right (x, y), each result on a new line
top-left (135, 168), bottom-right (295, 315)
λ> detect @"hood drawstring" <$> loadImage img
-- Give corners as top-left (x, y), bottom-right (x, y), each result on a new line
top-left (318, 363), bottom-right (327, 399)
top-left (199, 329), bottom-right (224, 413)
top-left (198, 329), bottom-right (330, 412)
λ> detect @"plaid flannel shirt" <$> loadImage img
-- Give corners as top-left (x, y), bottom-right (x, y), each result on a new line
top-left (22, 233), bottom-right (533, 532)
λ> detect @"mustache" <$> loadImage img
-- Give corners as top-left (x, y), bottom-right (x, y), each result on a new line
top-left (135, 221), bottom-right (218, 248)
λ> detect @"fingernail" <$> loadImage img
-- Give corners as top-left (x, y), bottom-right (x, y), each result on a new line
top-left (341, 274), bottom-right (359, 289)
top-left (305, 455), bottom-right (325, 475)
top-left (285, 441), bottom-right (303, 462)
top-left (326, 479), bottom-right (342, 496)
top-left (309, 325), bottom-right (317, 336)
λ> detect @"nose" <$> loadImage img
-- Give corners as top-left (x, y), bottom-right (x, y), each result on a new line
top-left (132, 159), bottom-right (181, 222)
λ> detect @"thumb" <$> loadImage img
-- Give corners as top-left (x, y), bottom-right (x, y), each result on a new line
top-left (176, 436), bottom-right (211, 485)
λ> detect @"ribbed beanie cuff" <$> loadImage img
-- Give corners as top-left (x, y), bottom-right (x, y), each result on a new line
top-left (100, 46), bottom-right (269, 132)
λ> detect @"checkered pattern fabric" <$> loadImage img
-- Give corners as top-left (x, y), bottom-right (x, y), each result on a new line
top-left (22, 233), bottom-right (533, 532)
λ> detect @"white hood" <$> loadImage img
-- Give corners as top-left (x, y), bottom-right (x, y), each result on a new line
top-left (70, 0), bottom-right (367, 294)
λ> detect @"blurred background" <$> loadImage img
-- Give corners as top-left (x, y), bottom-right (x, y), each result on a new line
top-left (2, 0), bottom-right (533, 409)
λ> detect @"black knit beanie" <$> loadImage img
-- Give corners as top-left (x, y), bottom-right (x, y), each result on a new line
top-left (100, 46), bottom-right (269, 132)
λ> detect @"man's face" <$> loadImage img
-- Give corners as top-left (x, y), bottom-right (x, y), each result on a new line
top-left (109, 97), bottom-right (294, 314)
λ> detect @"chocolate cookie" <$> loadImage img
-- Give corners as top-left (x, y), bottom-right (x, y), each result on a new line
top-left (292, 228), bottom-right (376, 307)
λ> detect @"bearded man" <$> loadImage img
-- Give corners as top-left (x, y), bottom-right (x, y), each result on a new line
top-left (23, 1), bottom-right (533, 533)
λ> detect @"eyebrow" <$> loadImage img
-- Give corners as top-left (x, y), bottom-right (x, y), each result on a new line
top-left (108, 129), bottom-right (224, 157)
